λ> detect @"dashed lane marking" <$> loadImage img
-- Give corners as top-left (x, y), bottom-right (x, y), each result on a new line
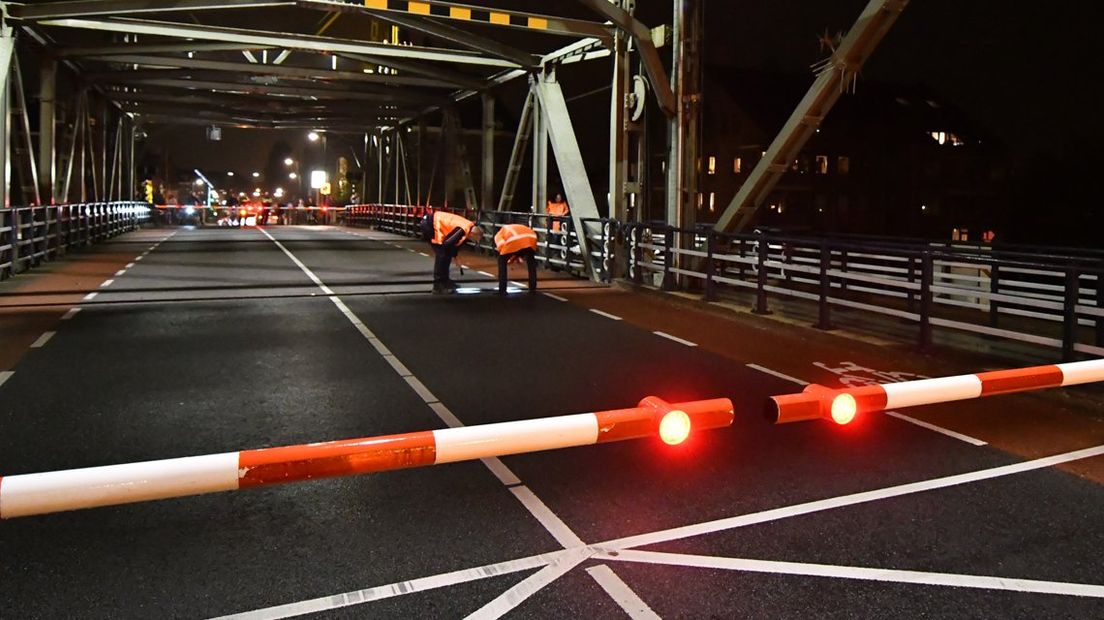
top-left (82, 292), bottom-right (98, 301)
top-left (887, 411), bottom-right (988, 446)
top-left (100, 279), bottom-right (114, 288)
top-left (589, 309), bottom-right (622, 321)
top-left (746, 363), bottom-right (808, 386)
top-left (61, 308), bottom-right (81, 320)
top-left (418, 252), bottom-right (429, 257)
top-left (0, 371), bottom-right (12, 388)
top-left (542, 292), bottom-right (568, 302)
top-left (29, 332), bottom-right (56, 348)
top-left (125, 262), bottom-right (135, 268)
top-left (653, 331), bottom-right (697, 347)
top-left (477, 271), bottom-right (495, 278)
top-left (114, 269), bottom-right (126, 277)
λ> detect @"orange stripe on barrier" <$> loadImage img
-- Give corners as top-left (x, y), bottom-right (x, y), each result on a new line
top-left (594, 398), bottom-right (734, 443)
top-left (238, 431), bottom-right (436, 487)
top-left (977, 365), bottom-right (1063, 396)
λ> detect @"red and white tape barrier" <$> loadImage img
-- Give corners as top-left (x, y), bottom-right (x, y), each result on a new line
top-left (0, 397), bottom-right (732, 519)
top-left (768, 358), bottom-right (1104, 424)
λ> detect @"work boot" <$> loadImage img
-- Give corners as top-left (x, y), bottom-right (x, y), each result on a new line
top-left (432, 281), bottom-right (458, 295)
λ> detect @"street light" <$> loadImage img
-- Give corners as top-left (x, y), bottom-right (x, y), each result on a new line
top-left (252, 171), bottom-right (261, 178)
top-left (284, 157), bottom-right (294, 166)
top-left (307, 131), bottom-right (320, 142)
top-left (289, 172), bottom-right (298, 180)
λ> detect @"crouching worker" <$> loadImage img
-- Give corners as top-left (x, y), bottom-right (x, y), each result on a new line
top-left (494, 223), bottom-right (539, 295)
top-left (421, 210), bottom-right (483, 294)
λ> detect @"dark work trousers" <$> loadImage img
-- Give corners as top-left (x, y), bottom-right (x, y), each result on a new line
top-left (432, 241), bottom-right (461, 284)
top-left (498, 248), bottom-right (538, 293)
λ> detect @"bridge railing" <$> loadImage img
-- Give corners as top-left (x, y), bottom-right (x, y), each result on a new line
top-left (623, 221), bottom-right (1104, 361)
top-left (345, 204), bottom-right (607, 278)
top-left (0, 202), bottom-right (150, 280)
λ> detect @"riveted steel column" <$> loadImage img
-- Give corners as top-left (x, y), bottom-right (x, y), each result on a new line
top-left (481, 92), bottom-right (494, 212)
top-left (38, 58), bottom-right (56, 204)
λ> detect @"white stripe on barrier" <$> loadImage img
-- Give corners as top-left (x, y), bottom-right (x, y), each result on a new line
top-left (0, 452), bottom-right (240, 519)
top-left (1058, 359), bottom-right (1104, 386)
top-left (882, 375), bottom-right (982, 410)
top-left (432, 414), bottom-right (599, 464)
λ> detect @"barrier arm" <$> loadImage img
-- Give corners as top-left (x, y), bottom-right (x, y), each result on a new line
top-left (767, 358), bottom-right (1104, 425)
top-left (0, 396), bottom-right (732, 519)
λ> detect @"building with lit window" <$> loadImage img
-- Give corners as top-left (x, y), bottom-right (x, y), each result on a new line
top-left (700, 68), bottom-right (1011, 239)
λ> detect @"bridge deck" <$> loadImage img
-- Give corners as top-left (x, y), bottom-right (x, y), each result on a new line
top-left (1, 225), bottom-right (1103, 618)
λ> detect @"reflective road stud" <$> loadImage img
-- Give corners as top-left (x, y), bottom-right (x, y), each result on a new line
top-left (0, 397), bottom-right (733, 519)
top-left (767, 358), bottom-right (1104, 424)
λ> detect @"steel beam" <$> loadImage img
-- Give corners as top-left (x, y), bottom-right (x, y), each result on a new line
top-left (714, 0), bottom-right (909, 233)
top-left (38, 57), bottom-right (56, 203)
top-left (297, 0), bottom-right (610, 40)
top-left (480, 92), bottom-right (494, 211)
top-left (359, 10), bottom-right (537, 68)
top-left (573, 0), bottom-right (675, 116)
top-left (334, 51), bottom-right (486, 90)
top-left (58, 42), bottom-right (274, 56)
top-left (498, 88), bottom-right (533, 211)
top-left (38, 17), bottom-right (520, 68)
top-left (0, 20), bottom-right (12, 208)
top-left (96, 77), bottom-right (442, 104)
top-left (81, 54), bottom-right (462, 89)
top-left (531, 82), bottom-right (547, 214)
top-left (535, 74), bottom-right (599, 278)
top-left (608, 28), bottom-right (628, 221)
top-left (8, 0), bottom-right (293, 21)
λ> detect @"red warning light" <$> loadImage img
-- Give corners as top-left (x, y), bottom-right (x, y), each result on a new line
top-left (659, 410), bottom-right (692, 445)
top-left (830, 393), bottom-right (857, 425)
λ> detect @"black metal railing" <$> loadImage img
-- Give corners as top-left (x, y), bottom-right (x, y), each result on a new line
top-left (0, 202), bottom-right (150, 280)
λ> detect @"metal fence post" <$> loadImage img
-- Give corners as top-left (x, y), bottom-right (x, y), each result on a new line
top-left (989, 261), bottom-right (1001, 327)
top-left (1097, 262), bottom-right (1104, 348)
top-left (906, 254), bottom-right (917, 314)
top-left (704, 232), bottom-right (717, 302)
top-left (1063, 266), bottom-right (1079, 362)
top-left (919, 250), bottom-right (933, 350)
top-left (661, 225), bottom-right (676, 291)
top-left (737, 237), bottom-right (746, 279)
top-left (753, 229), bottom-right (770, 314)
top-left (839, 249), bottom-right (849, 293)
top-left (816, 239), bottom-right (833, 330)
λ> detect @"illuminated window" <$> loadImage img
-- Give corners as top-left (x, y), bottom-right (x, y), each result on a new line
top-left (837, 156), bottom-right (850, 175)
top-left (708, 156), bottom-right (716, 175)
top-left (733, 157), bottom-right (742, 174)
top-left (709, 192), bottom-right (716, 212)
top-left (697, 193), bottom-right (703, 208)
top-left (930, 131), bottom-right (946, 145)
top-left (815, 155), bottom-right (829, 174)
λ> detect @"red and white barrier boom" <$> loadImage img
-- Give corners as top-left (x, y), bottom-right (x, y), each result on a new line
top-left (0, 397), bottom-right (732, 519)
top-left (768, 359), bottom-right (1104, 425)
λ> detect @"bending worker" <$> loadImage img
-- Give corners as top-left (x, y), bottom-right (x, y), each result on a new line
top-left (421, 210), bottom-right (482, 294)
top-left (494, 223), bottom-right (539, 295)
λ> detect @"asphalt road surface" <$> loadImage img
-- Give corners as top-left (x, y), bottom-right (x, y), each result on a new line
top-left (1, 225), bottom-right (1103, 619)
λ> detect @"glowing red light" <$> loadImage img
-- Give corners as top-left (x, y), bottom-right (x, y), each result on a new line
top-left (830, 393), bottom-right (857, 425)
top-left (659, 410), bottom-right (692, 445)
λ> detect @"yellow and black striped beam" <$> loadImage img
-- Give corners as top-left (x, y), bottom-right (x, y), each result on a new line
top-left (350, 0), bottom-right (610, 38)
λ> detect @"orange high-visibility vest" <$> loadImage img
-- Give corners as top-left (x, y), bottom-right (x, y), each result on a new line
top-left (494, 224), bottom-right (538, 255)
top-left (547, 200), bottom-right (569, 232)
top-left (432, 211), bottom-right (475, 245)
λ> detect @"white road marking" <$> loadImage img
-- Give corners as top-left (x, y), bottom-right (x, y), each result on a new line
top-left (603, 443), bottom-right (1104, 551)
top-left (259, 226), bottom-right (641, 615)
top-left (213, 550), bottom-right (574, 620)
top-left (542, 292), bottom-right (568, 302)
top-left (0, 371), bottom-right (12, 388)
top-left (114, 269), bottom-right (126, 277)
top-left (653, 331), bottom-right (697, 347)
top-left (61, 308), bottom-right (81, 320)
top-left (381, 354), bottom-right (411, 377)
top-left (418, 252), bottom-right (429, 257)
top-left (135, 255), bottom-right (144, 261)
top-left (467, 548), bottom-right (592, 620)
top-left (30, 332), bottom-right (56, 348)
top-left (589, 309), bottom-right (622, 321)
top-left (82, 292), bottom-right (98, 301)
top-left (509, 486), bottom-right (585, 548)
top-left (602, 549), bottom-right (1104, 599)
top-left (585, 565), bottom-right (661, 620)
top-left (125, 262), bottom-right (135, 268)
top-left (99, 279), bottom-right (114, 288)
top-left (886, 411), bottom-right (988, 446)
top-left (477, 271), bottom-right (495, 278)
top-left (746, 363), bottom-right (809, 386)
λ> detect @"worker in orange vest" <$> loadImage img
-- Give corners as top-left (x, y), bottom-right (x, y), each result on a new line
top-left (546, 193), bottom-right (569, 233)
top-left (494, 224), bottom-right (539, 294)
top-left (420, 210), bottom-right (483, 294)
